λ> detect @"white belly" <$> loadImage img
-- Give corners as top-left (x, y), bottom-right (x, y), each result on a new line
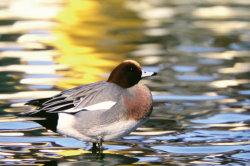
top-left (88, 119), bottom-right (145, 141)
top-left (57, 113), bottom-right (146, 142)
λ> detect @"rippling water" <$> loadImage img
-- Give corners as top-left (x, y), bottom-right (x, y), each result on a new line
top-left (0, 0), bottom-right (250, 165)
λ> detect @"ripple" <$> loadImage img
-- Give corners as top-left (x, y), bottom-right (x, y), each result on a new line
top-left (176, 75), bottom-right (217, 81)
top-left (154, 130), bottom-right (250, 142)
top-left (0, 0), bottom-right (250, 165)
top-left (230, 41), bottom-right (250, 50)
top-left (137, 156), bottom-right (161, 162)
top-left (198, 58), bottom-right (224, 65)
top-left (210, 79), bottom-right (250, 88)
top-left (172, 65), bottom-right (197, 72)
top-left (219, 62), bottom-right (250, 74)
top-left (0, 136), bottom-right (86, 148)
top-left (23, 73), bottom-right (63, 78)
top-left (0, 91), bottom-right (59, 100)
top-left (193, 6), bottom-right (250, 19)
top-left (104, 144), bottom-right (131, 151)
top-left (232, 153), bottom-right (250, 160)
top-left (238, 90), bottom-right (250, 95)
top-left (131, 47), bottom-right (165, 57)
top-left (0, 121), bottom-right (40, 130)
top-left (177, 46), bottom-right (225, 53)
top-left (28, 85), bottom-right (53, 90)
top-left (153, 94), bottom-right (228, 101)
top-left (144, 28), bottom-right (169, 37)
top-left (139, 7), bottom-right (176, 20)
top-left (153, 145), bottom-right (250, 154)
top-left (193, 21), bottom-right (250, 34)
top-left (191, 113), bottom-right (250, 124)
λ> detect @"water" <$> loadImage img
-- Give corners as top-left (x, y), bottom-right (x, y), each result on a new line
top-left (0, 0), bottom-right (250, 165)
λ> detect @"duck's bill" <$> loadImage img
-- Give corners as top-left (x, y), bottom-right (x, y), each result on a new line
top-left (141, 70), bottom-right (157, 78)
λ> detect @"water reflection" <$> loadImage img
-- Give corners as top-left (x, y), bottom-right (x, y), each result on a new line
top-left (52, 0), bottom-right (144, 88)
top-left (56, 153), bottom-right (139, 166)
top-left (0, 0), bottom-right (250, 165)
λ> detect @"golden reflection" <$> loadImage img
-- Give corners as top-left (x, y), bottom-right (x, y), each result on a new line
top-left (206, 123), bottom-right (245, 127)
top-left (51, 0), bottom-right (143, 88)
top-left (193, 21), bottom-right (250, 34)
top-left (200, 51), bottom-right (250, 60)
top-left (193, 6), bottom-right (250, 19)
top-left (216, 99), bottom-right (237, 104)
top-left (132, 127), bottom-right (173, 136)
top-left (219, 63), bottom-right (250, 74)
top-left (56, 149), bottom-right (88, 156)
top-left (138, 7), bottom-right (176, 20)
top-left (191, 161), bottom-right (220, 165)
top-left (209, 79), bottom-right (250, 88)
top-left (193, 6), bottom-right (232, 19)
top-left (0, 116), bottom-right (17, 121)
top-left (231, 127), bottom-right (250, 131)
top-left (0, 152), bottom-right (14, 156)
top-left (209, 141), bottom-right (250, 146)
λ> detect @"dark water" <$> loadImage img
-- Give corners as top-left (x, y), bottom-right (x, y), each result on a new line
top-left (0, 0), bottom-right (250, 165)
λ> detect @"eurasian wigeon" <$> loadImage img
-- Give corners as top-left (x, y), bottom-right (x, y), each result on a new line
top-left (24, 60), bottom-right (157, 152)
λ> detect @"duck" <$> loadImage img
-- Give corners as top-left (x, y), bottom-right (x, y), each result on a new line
top-left (24, 60), bottom-right (157, 152)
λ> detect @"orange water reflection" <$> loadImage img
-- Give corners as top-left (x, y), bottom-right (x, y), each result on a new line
top-left (51, 0), bottom-right (143, 89)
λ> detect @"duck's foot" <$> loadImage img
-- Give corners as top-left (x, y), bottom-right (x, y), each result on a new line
top-left (91, 138), bottom-right (103, 154)
top-left (91, 142), bottom-right (98, 154)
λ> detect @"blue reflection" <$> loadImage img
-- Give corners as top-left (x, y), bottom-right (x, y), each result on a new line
top-left (172, 65), bottom-right (197, 72)
top-left (191, 113), bottom-right (250, 124)
top-left (0, 121), bottom-right (40, 130)
top-left (153, 145), bottom-right (250, 154)
top-left (0, 136), bottom-right (86, 147)
top-left (177, 46), bottom-right (225, 53)
top-left (176, 75), bottom-right (217, 81)
top-left (153, 94), bottom-right (228, 101)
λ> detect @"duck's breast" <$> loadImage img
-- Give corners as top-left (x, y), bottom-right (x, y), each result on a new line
top-left (123, 84), bottom-right (153, 120)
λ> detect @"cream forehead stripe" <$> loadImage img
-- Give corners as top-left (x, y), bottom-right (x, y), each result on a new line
top-left (123, 60), bottom-right (141, 68)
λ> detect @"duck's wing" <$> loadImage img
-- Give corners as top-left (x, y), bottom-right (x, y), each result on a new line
top-left (25, 81), bottom-right (116, 114)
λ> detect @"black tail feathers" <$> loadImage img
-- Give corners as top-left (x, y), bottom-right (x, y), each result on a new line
top-left (25, 97), bottom-right (52, 107)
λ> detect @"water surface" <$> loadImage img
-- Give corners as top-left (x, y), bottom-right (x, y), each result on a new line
top-left (0, 0), bottom-right (250, 165)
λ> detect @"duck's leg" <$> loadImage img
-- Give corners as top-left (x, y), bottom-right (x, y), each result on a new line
top-left (97, 137), bottom-right (103, 153)
top-left (91, 142), bottom-right (98, 154)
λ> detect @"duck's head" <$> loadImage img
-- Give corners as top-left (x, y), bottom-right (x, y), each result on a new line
top-left (107, 60), bottom-right (157, 88)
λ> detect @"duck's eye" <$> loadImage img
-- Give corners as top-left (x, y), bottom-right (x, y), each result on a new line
top-left (128, 66), bottom-right (135, 72)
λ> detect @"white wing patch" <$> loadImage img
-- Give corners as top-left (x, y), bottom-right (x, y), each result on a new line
top-left (83, 101), bottom-right (116, 111)
top-left (61, 101), bottom-right (116, 113)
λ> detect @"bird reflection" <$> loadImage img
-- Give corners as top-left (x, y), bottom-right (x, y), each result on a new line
top-left (43, 153), bottom-right (139, 166)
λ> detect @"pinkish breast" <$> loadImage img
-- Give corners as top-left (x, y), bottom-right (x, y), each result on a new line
top-left (123, 84), bottom-right (153, 120)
